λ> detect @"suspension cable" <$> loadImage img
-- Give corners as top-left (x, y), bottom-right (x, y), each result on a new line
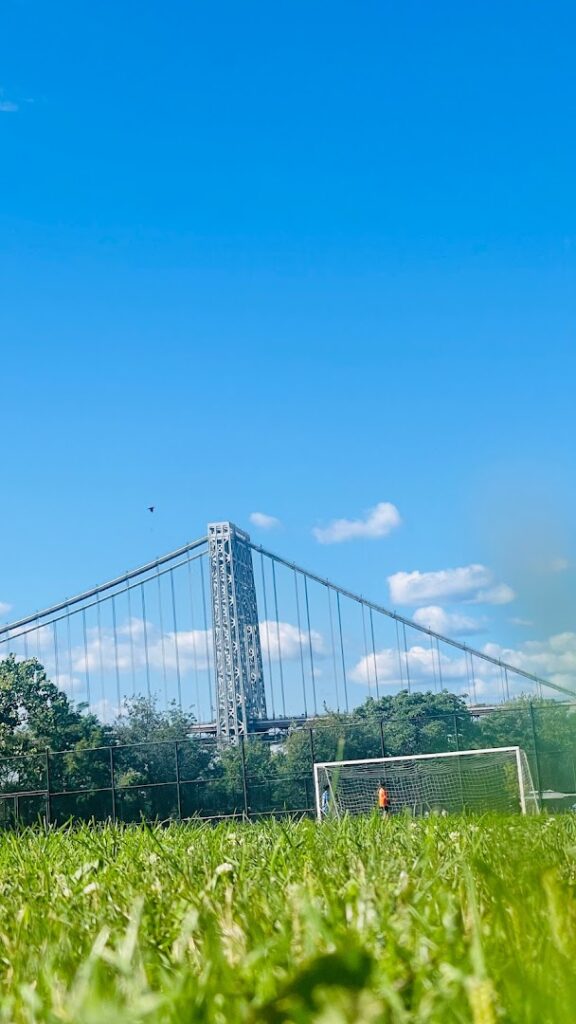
top-left (170, 571), bottom-right (182, 710)
top-left (402, 622), bottom-right (411, 693)
top-left (141, 585), bottom-right (152, 702)
top-left (259, 552), bottom-right (275, 720)
top-left (327, 587), bottom-right (340, 711)
top-left (293, 569), bottom-right (308, 717)
top-left (336, 591), bottom-right (349, 712)
top-left (251, 542), bottom-right (566, 697)
top-left (186, 557), bottom-right (201, 722)
top-left (303, 576), bottom-right (318, 716)
top-left (271, 561), bottom-right (286, 718)
top-left (369, 607), bottom-right (381, 700)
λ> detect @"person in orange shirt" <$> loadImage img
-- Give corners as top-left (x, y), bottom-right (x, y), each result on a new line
top-left (377, 780), bottom-right (391, 816)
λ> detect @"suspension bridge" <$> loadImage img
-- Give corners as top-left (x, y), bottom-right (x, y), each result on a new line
top-left (0, 521), bottom-right (571, 740)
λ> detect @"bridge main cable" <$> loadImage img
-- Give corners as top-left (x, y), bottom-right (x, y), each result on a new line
top-left (251, 542), bottom-right (575, 699)
top-left (0, 536), bottom-right (209, 638)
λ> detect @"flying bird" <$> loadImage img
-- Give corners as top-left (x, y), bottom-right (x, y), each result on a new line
top-left (148, 506), bottom-right (155, 513)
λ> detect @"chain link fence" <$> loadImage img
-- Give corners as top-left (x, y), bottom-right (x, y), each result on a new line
top-left (1, 703), bottom-right (576, 826)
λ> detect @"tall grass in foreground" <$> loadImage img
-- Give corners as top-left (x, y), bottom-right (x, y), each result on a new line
top-left (0, 815), bottom-right (575, 1022)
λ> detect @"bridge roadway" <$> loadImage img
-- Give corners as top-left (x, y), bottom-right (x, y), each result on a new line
top-left (189, 704), bottom-right (512, 737)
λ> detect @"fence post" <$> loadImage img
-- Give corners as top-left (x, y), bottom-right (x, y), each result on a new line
top-left (453, 714), bottom-right (460, 750)
top-left (529, 703), bottom-right (542, 801)
top-left (240, 735), bottom-right (250, 819)
top-left (308, 727), bottom-right (316, 768)
top-left (379, 719), bottom-right (386, 758)
top-left (175, 741), bottom-right (182, 822)
top-left (45, 749), bottom-right (52, 827)
top-left (452, 716), bottom-right (465, 812)
top-left (109, 746), bottom-right (117, 824)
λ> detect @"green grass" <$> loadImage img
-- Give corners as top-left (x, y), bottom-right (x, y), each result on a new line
top-left (0, 815), bottom-right (575, 1022)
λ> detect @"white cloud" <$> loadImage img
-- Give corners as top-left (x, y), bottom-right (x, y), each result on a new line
top-left (88, 697), bottom-right (121, 723)
top-left (483, 633), bottom-right (576, 694)
top-left (550, 558), bottom-right (570, 573)
top-left (388, 564), bottom-right (515, 606)
top-left (351, 644), bottom-right (467, 688)
top-left (471, 583), bottom-right (516, 606)
top-left (412, 605), bottom-right (487, 636)
top-left (249, 512), bottom-right (282, 530)
top-left (350, 631), bottom-right (576, 702)
top-left (313, 502), bottom-right (401, 544)
top-left (0, 101), bottom-right (18, 113)
top-left (509, 617), bottom-right (533, 628)
top-left (0, 602), bottom-right (12, 616)
top-left (259, 620), bottom-right (325, 661)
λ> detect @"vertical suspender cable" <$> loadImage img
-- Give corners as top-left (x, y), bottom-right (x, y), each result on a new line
top-left (126, 581), bottom-right (136, 696)
top-left (402, 622), bottom-right (411, 693)
top-left (260, 553), bottom-right (275, 720)
top-left (111, 595), bottom-right (121, 714)
top-left (199, 556), bottom-right (214, 721)
top-left (141, 586), bottom-right (152, 702)
top-left (504, 665), bottom-right (510, 701)
top-left (436, 637), bottom-right (443, 689)
top-left (186, 557), bottom-right (201, 722)
top-left (82, 608), bottom-right (91, 706)
top-left (464, 646), bottom-right (472, 696)
top-left (23, 627), bottom-right (29, 660)
top-left (52, 621), bottom-right (60, 688)
top-left (429, 632), bottom-right (438, 692)
top-left (469, 652), bottom-right (478, 705)
top-left (67, 608), bottom-right (74, 703)
top-left (499, 662), bottom-right (506, 702)
top-left (272, 560), bottom-right (286, 717)
top-left (327, 587), bottom-right (340, 711)
top-left (35, 617), bottom-right (40, 661)
top-left (170, 570), bottom-right (182, 710)
top-left (369, 608), bottom-right (380, 700)
top-left (294, 569), bottom-right (308, 717)
top-left (361, 603), bottom-right (371, 693)
top-left (336, 592), bottom-right (349, 712)
top-left (303, 576), bottom-right (317, 716)
top-left (156, 568), bottom-right (168, 709)
top-left (395, 619), bottom-right (404, 687)
top-left (96, 596), bottom-right (106, 721)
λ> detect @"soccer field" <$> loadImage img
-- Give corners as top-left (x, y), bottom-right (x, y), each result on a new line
top-left (0, 816), bottom-right (575, 1023)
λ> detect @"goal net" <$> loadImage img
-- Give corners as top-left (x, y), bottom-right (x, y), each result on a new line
top-left (314, 746), bottom-right (539, 819)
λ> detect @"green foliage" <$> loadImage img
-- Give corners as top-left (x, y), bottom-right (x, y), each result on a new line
top-left (3, 659), bottom-right (576, 824)
top-left (0, 816), bottom-right (575, 1021)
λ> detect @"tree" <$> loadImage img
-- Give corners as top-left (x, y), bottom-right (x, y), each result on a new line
top-left (479, 697), bottom-right (576, 797)
top-left (0, 656), bottom-right (109, 823)
top-left (108, 696), bottom-right (211, 822)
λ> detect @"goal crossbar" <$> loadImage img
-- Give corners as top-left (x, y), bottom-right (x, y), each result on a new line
top-left (315, 746), bottom-right (520, 770)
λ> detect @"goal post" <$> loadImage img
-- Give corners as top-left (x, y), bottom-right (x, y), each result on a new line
top-left (314, 746), bottom-right (540, 819)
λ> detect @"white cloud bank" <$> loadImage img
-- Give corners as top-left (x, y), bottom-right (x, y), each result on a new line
top-left (388, 564), bottom-right (515, 606)
top-left (350, 632), bottom-right (576, 701)
top-left (412, 605), bottom-right (487, 636)
top-left (313, 502), bottom-right (401, 544)
top-left (0, 602), bottom-right (12, 617)
top-left (249, 512), bottom-right (282, 530)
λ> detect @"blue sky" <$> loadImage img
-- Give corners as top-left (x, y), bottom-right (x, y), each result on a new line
top-left (1, 1), bottom-right (575, 698)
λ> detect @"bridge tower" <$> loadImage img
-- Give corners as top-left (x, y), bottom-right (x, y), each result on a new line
top-left (208, 522), bottom-right (267, 740)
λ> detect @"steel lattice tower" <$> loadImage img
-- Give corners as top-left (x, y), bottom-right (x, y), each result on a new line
top-left (208, 522), bottom-right (267, 740)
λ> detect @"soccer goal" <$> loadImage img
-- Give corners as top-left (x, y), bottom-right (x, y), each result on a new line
top-left (314, 746), bottom-right (540, 819)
